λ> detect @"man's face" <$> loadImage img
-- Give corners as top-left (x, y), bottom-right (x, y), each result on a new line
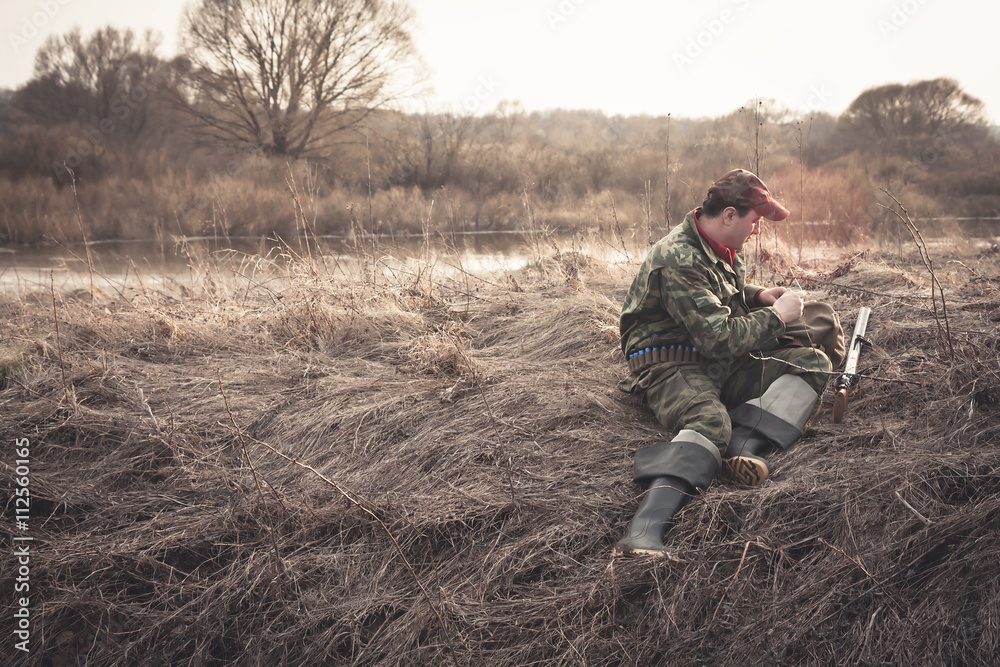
top-left (723, 208), bottom-right (763, 250)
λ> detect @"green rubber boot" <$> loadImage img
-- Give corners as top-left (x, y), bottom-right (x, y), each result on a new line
top-left (612, 429), bottom-right (720, 558)
top-left (722, 427), bottom-right (771, 486)
top-left (723, 375), bottom-right (821, 487)
top-left (612, 476), bottom-right (693, 558)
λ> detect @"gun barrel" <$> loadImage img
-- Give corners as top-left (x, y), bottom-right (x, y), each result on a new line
top-left (841, 306), bottom-right (871, 377)
top-left (834, 306), bottom-right (872, 421)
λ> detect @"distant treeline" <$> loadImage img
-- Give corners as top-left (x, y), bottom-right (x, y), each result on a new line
top-left (1, 16), bottom-right (998, 246)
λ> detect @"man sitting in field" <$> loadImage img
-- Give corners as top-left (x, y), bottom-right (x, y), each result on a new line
top-left (614, 169), bottom-right (845, 558)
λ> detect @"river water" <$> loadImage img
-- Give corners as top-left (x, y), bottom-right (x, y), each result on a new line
top-left (0, 231), bottom-right (579, 295)
top-left (2, 218), bottom-right (998, 295)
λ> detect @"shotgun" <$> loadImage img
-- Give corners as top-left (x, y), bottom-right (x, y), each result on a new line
top-left (832, 306), bottom-right (871, 423)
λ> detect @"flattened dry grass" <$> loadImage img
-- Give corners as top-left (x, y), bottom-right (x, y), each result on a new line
top-left (3, 238), bottom-right (1000, 666)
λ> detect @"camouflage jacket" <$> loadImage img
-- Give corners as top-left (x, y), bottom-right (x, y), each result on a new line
top-left (618, 210), bottom-right (786, 392)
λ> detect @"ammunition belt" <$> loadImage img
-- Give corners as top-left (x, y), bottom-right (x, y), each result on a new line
top-left (627, 345), bottom-right (704, 373)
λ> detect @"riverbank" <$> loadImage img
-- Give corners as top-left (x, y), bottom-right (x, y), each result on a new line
top-left (2, 239), bottom-right (1000, 665)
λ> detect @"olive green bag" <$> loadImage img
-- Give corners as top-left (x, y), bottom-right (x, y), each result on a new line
top-left (778, 302), bottom-right (846, 369)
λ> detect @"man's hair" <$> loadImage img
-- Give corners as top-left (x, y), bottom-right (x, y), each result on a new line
top-left (701, 194), bottom-right (752, 218)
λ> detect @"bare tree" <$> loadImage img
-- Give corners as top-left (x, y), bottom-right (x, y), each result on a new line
top-left (839, 78), bottom-right (986, 151)
top-left (177, 0), bottom-right (421, 157)
top-left (14, 26), bottom-right (162, 139)
top-left (392, 111), bottom-right (482, 190)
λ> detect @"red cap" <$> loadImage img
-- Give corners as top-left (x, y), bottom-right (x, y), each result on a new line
top-left (707, 169), bottom-right (790, 221)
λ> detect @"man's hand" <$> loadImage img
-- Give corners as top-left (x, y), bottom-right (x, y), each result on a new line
top-left (773, 290), bottom-right (804, 323)
top-left (756, 286), bottom-right (789, 306)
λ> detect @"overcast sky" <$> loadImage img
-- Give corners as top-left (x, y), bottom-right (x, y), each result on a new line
top-left (3, 0), bottom-right (999, 123)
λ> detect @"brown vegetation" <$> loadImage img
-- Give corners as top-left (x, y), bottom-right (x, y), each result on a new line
top-left (2, 18), bottom-right (999, 247)
top-left (3, 233), bottom-right (1000, 665)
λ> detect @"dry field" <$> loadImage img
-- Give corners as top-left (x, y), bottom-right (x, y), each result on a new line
top-left (2, 231), bottom-right (1000, 666)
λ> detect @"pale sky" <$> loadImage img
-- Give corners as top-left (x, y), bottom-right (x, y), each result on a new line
top-left (2, 0), bottom-right (999, 124)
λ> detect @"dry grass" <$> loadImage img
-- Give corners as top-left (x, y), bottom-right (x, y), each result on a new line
top-left (2, 235), bottom-right (1000, 666)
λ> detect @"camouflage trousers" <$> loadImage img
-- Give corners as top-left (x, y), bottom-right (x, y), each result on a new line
top-left (635, 303), bottom-right (842, 452)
